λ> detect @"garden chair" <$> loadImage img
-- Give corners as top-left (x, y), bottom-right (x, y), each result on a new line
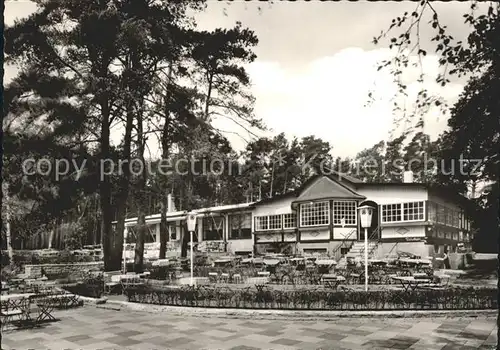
top-left (232, 274), bottom-right (242, 284)
top-left (103, 271), bottom-right (122, 295)
top-left (219, 273), bottom-right (230, 283)
top-left (1, 299), bottom-right (26, 331)
top-left (208, 272), bottom-right (218, 283)
top-left (120, 277), bottom-right (144, 295)
top-left (29, 294), bottom-right (56, 324)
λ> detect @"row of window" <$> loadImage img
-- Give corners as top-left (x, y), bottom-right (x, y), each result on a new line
top-left (254, 213), bottom-right (297, 231)
top-left (381, 201), bottom-right (425, 223)
top-left (127, 201), bottom-right (469, 239)
top-left (430, 228), bottom-right (470, 242)
top-left (427, 202), bottom-right (469, 229)
top-left (257, 201), bottom-right (429, 230)
top-left (299, 201), bottom-right (358, 227)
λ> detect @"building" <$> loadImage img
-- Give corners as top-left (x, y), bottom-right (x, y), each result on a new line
top-left (119, 172), bottom-right (474, 261)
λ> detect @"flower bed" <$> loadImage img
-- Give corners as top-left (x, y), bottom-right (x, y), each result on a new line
top-left (124, 284), bottom-right (497, 311)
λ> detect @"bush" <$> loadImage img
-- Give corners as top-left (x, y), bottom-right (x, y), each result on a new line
top-left (124, 285), bottom-right (497, 311)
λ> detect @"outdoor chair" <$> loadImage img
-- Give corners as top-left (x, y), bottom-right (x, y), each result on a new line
top-left (1, 300), bottom-right (26, 331)
top-left (103, 271), bottom-right (122, 295)
top-left (219, 273), bottom-right (230, 283)
top-left (30, 294), bottom-right (57, 324)
top-left (208, 272), bottom-right (218, 283)
top-left (232, 274), bottom-right (242, 284)
top-left (120, 277), bottom-right (144, 295)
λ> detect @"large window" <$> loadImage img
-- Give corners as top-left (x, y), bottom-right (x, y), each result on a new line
top-left (255, 216), bottom-right (268, 231)
top-left (381, 204), bottom-right (402, 223)
top-left (202, 216), bottom-right (224, 241)
top-left (168, 224), bottom-right (177, 240)
top-left (437, 205), bottom-right (446, 224)
top-left (428, 202), bottom-right (437, 222)
top-left (283, 213), bottom-right (297, 229)
top-left (430, 202), bottom-right (464, 228)
top-left (333, 201), bottom-right (357, 225)
top-left (300, 201), bottom-right (329, 227)
top-left (229, 213), bottom-right (251, 239)
top-left (126, 225), bottom-right (156, 243)
top-left (382, 202), bottom-right (425, 223)
top-left (269, 215), bottom-right (282, 230)
top-left (403, 201), bottom-right (425, 221)
top-left (255, 213), bottom-right (296, 231)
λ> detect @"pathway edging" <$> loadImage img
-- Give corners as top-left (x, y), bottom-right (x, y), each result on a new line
top-left (78, 296), bottom-right (497, 319)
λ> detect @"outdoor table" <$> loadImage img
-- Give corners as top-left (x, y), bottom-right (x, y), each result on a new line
top-left (315, 259), bottom-right (337, 266)
top-left (321, 275), bottom-right (345, 290)
top-left (399, 258), bottom-right (432, 267)
top-left (369, 259), bottom-right (387, 266)
top-left (413, 272), bottom-right (429, 280)
top-left (391, 276), bottom-right (432, 292)
top-left (417, 282), bottom-right (445, 290)
top-left (246, 277), bottom-right (269, 285)
top-left (214, 259), bottom-right (232, 267)
top-left (152, 259), bottom-right (172, 267)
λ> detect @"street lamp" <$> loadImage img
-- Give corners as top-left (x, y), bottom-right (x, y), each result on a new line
top-left (186, 212), bottom-right (197, 286)
top-left (358, 205), bottom-right (374, 292)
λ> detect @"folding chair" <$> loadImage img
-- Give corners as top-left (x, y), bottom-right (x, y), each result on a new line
top-left (232, 274), bottom-right (242, 284)
top-left (220, 273), bottom-right (230, 283)
top-left (208, 272), bottom-right (218, 283)
top-left (30, 295), bottom-right (56, 323)
top-left (104, 272), bottom-right (122, 295)
top-left (1, 299), bottom-right (25, 331)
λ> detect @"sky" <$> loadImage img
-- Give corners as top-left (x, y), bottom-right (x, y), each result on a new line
top-left (4, 1), bottom-right (479, 158)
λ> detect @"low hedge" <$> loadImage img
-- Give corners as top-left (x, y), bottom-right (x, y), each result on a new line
top-left (124, 285), bottom-right (497, 311)
top-left (62, 273), bottom-right (104, 298)
top-left (1, 250), bottom-right (101, 267)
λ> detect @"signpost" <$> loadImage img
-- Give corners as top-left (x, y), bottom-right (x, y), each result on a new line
top-left (358, 205), bottom-right (374, 292)
top-left (186, 212), bottom-right (197, 286)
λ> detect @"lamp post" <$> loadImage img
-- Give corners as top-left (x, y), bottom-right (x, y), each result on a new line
top-left (186, 212), bottom-right (197, 286)
top-left (358, 205), bottom-right (374, 292)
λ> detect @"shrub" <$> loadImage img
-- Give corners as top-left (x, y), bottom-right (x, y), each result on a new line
top-left (124, 285), bottom-right (497, 311)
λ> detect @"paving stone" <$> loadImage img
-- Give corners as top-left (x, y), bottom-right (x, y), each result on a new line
top-left (2, 306), bottom-right (497, 349)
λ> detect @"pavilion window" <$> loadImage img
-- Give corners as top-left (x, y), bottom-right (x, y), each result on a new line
top-left (255, 216), bottom-right (268, 231)
top-left (300, 201), bottom-right (329, 227)
top-left (381, 203), bottom-right (401, 223)
top-left (229, 213), bottom-right (252, 239)
top-left (283, 213), bottom-right (297, 229)
top-left (428, 202), bottom-right (437, 222)
top-left (382, 201), bottom-right (425, 223)
top-left (333, 201), bottom-right (357, 225)
top-left (202, 216), bottom-right (224, 241)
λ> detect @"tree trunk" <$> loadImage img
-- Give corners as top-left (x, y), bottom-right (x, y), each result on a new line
top-left (159, 63), bottom-right (173, 260)
top-left (100, 94), bottom-right (120, 271)
top-left (269, 161), bottom-right (275, 198)
top-left (112, 89), bottom-right (135, 270)
top-left (159, 202), bottom-right (168, 259)
top-left (3, 183), bottom-right (14, 264)
top-left (134, 105), bottom-right (147, 273)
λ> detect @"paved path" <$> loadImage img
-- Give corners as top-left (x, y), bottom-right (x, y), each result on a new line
top-left (1, 306), bottom-right (497, 349)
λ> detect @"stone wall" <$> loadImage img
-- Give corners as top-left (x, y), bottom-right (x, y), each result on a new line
top-left (24, 262), bottom-right (104, 279)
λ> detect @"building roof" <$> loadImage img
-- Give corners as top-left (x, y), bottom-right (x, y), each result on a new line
top-left (116, 202), bottom-right (255, 225)
top-left (253, 173), bottom-right (363, 206)
top-left (294, 176), bottom-right (365, 202)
